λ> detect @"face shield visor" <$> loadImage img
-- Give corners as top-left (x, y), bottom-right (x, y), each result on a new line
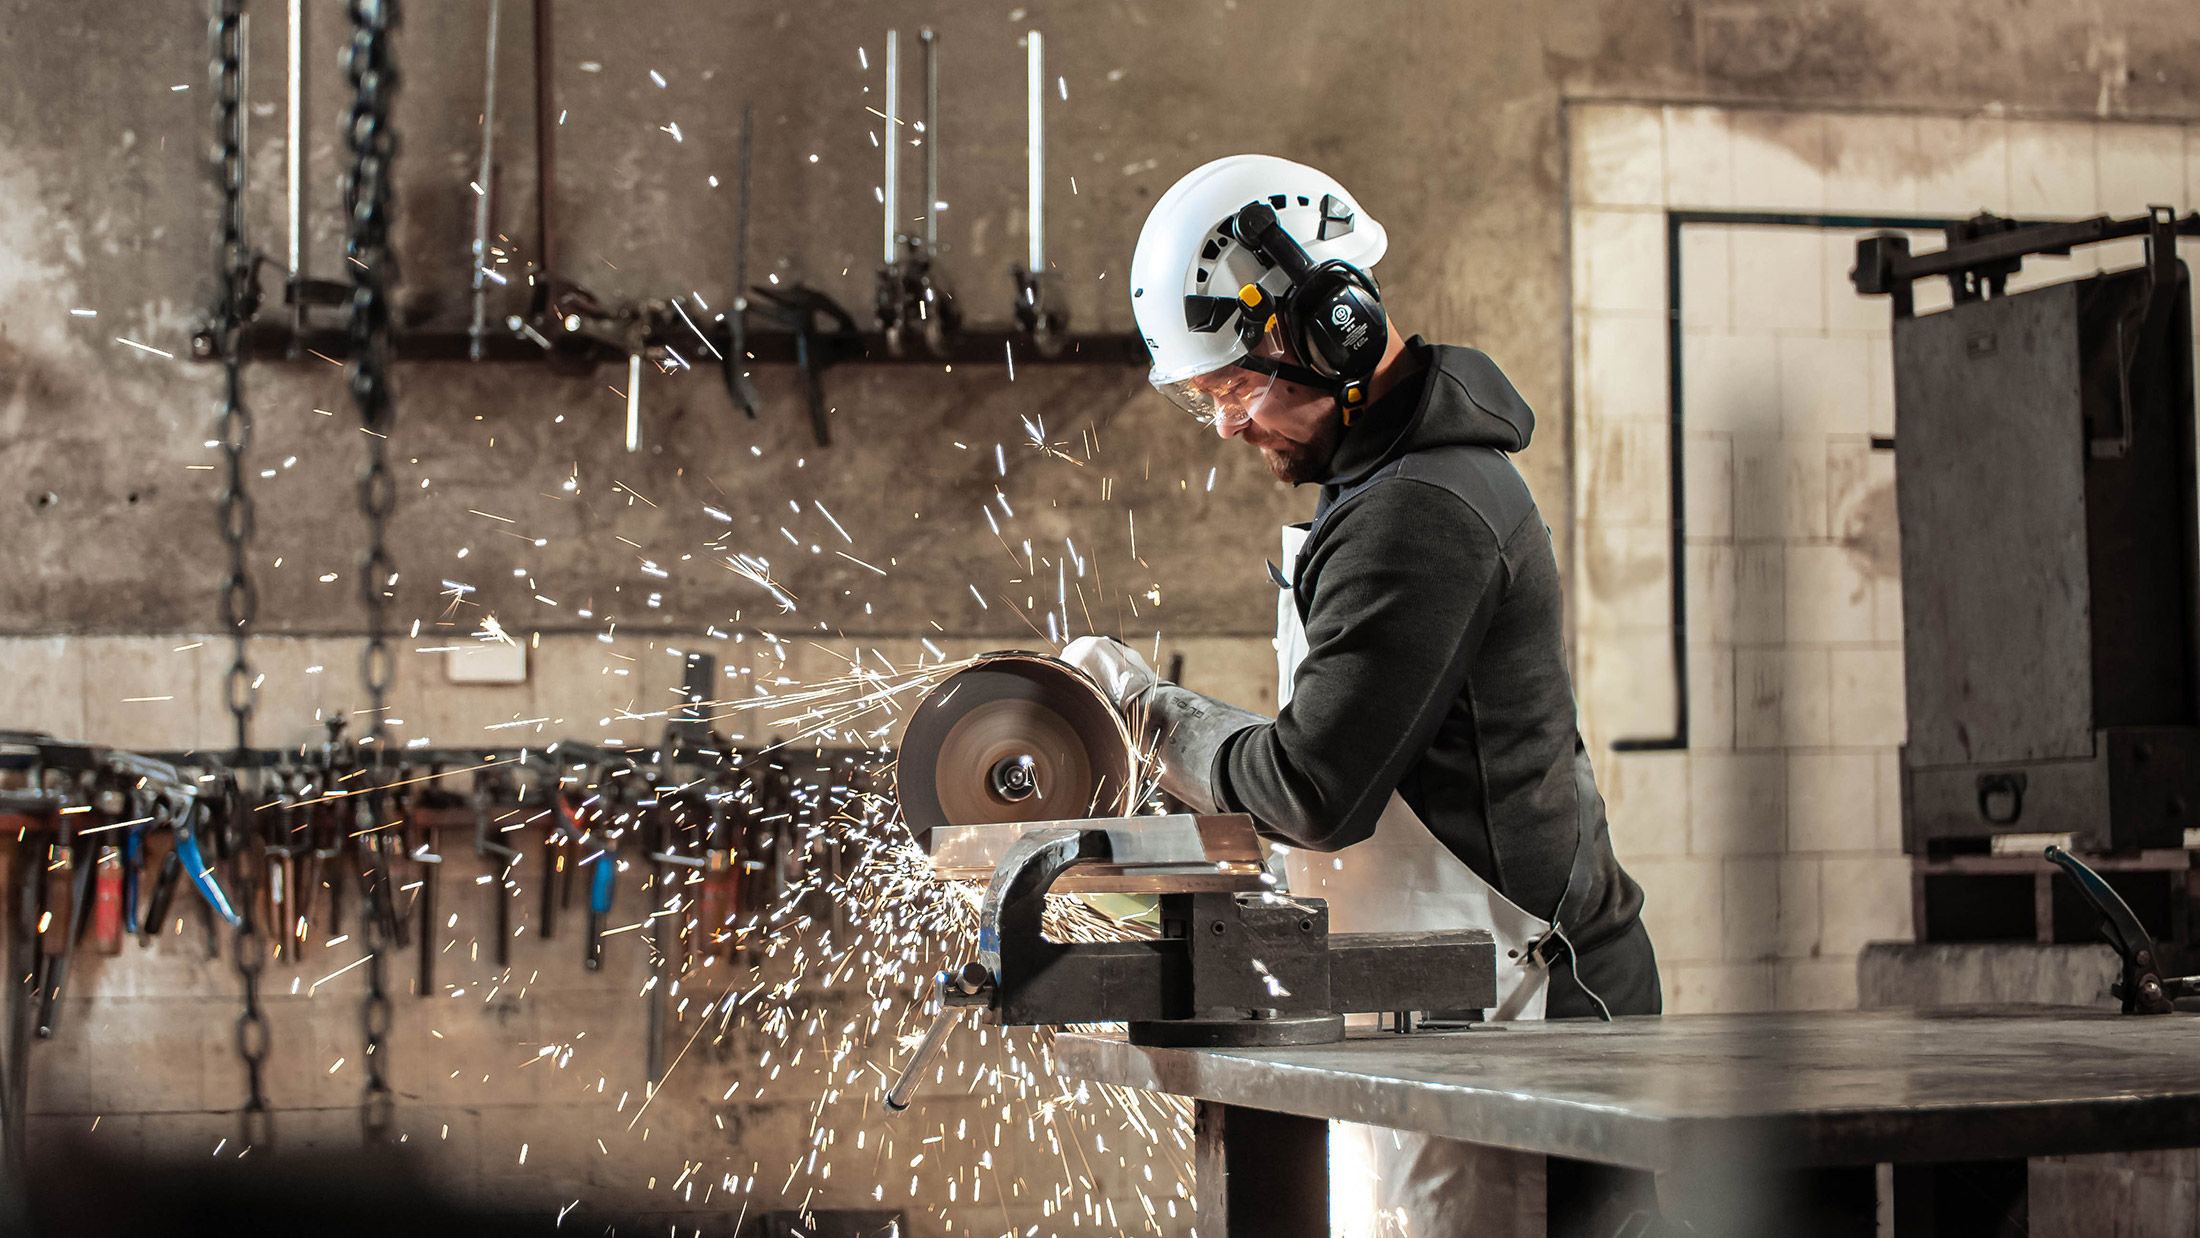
top-left (1150, 317), bottom-right (1296, 432)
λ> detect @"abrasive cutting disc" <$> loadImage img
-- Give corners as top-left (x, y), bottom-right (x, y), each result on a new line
top-left (895, 652), bottom-right (1136, 847)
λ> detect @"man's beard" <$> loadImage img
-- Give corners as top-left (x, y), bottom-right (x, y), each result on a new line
top-left (1250, 418), bottom-right (1340, 485)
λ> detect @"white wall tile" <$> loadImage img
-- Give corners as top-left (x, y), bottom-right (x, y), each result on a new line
top-left (1777, 855), bottom-right (1823, 959)
top-left (1603, 750), bottom-right (1691, 860)
top-left (2006, 120), bottom-right (2100, 217)
top-left (1578, 628), bottom-right (1678, 744)
top-left (1688, 751), bottom-right (1785, 855)
top-left (1730, 433), bottom-right (1787, 541)
top-left (2189, 127), bottom-right (2200, 218)
top-left (1914, 117), bottom-right (2011, 216)
top-left (1786, 544), bottom-right (1876, 645)
top-left (1577, 313), bottom-right (1668, 424)
top-left (1578, 523), bottom-right (1673, 636)
top-left (1688, 647), bottom-right (1736, 751)
top-left (1630, 855), bottom-right (1725, 962)
top-left (1786, 438), bottom-right (1830, 542)
top-left (1733, 542), bottom-right (1785, 645)
top-left (1573, 208), bottom-right (1667, 315)
top-left (1663, 106), bottom-right (1734, 207)
top-left (1866, 335), bottom-right (1897, 438)
top-left (1730, 112), bottom-right (1828, 211)
top-left (1736, 648), bottom-right (1830, 750)
top-left (1683, 432), bottom-right (1733, 541)
top-left (1819, 854), bottom-right (1914, 955)
top-left (1685, 332), bottom-right (1781, 436)
top-left (79, 637), bottom-right (201, 752)
top-left (1730, 228), bottom-right (1826, 332)
top-left (1685, 545), bottom-right (1735, 647)
top-left (1723, 856), bottom-right (1780, 962)
top-left (1571, 104), bottom-right (1666, 208)
top-left (1778, 335), bottom-right (1873, 438)
top-left (1822, 114), bottom-right (1922, 213)
top-left (0, 637), bottom-right (87, 741)
top-left (1787, 751), bottom-right (1880, 853)
top-left (1825, 437), bottom-right (1896, 550)
top-left (1830, 646), bottom-right (1906, 747)
top-left (2096, 123), bottom-right (2187, 213)
top-left (1581, 418), bottom-right (1671, 528)
top-left (1679, 228), bottom-right (1731, 330)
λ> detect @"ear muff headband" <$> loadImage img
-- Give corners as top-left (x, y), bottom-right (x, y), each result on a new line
top-left (1230, 202), bottom-right (1389, 394)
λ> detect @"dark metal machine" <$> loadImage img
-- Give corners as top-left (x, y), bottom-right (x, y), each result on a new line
top-left (883, 655), bottom-right (1496, 1111)
top-left (1854, 208), bottom-right (2200, 852)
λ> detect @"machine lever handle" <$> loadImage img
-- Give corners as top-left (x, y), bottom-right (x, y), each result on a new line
top-left (884, 965), bottom-right (993, 1112)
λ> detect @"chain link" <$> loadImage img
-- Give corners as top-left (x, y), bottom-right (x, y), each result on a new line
top-left (343, 0), bottom-right (401, 1144)
top-left (210, 0), bottom-right (272, 1154)
top-left (228, 784), bottom-right (274, 1151)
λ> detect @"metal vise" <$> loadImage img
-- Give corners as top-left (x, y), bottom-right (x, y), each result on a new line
top-left (885, 814), bottom-right (1494, 1110)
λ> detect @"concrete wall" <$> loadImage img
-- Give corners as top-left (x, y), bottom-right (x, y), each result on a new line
top-left (9, 0), bottom-right (2200, 1233)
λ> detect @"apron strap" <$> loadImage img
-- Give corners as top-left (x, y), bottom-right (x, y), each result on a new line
top-left (1524, 742), bottom-right (1616, 975)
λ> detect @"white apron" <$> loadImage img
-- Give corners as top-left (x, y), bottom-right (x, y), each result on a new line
top-left (1273, 524), bottom-right (1555, 1022)
top-left (1275, 524), bottom-right (1560, 1237)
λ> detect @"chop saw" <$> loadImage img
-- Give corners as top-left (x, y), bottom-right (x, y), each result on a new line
top-left (884, 652), bottom-right (1497, 1111)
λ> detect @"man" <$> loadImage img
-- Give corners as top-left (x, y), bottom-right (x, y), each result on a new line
top-left (1064, 151), bottom-right (1661, 1233)
top-left (1065, 154), bottom-right (1659, 1021)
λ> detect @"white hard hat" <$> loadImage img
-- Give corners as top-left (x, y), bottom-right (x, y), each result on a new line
top-left (1130, 155), bottom-right (1388, 391)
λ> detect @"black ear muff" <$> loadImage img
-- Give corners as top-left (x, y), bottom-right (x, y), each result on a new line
top-left (1287, 264), bottom-right (1387, 382)
top-left (1230, 200), bottom-right (1388, 394)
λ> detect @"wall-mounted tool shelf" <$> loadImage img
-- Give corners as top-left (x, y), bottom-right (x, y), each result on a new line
top-left (192, 324), bottom-right (1149, 368)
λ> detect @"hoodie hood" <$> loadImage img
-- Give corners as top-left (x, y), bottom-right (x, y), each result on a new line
top-left (1316, 335), bottom-right (1536, 488)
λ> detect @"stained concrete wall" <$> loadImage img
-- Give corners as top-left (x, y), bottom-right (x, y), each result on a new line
top-left (9, 0), bottom-right (2200, 1234)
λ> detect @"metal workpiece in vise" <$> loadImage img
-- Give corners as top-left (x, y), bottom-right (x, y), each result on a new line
top-left (2045, 845), bottom-right (2200, 1015)
top-left (880, 655), bottom-right (1497, 1113)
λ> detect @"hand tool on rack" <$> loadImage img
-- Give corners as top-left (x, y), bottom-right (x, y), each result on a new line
top-left (262, 769), bottom-right (304, 962)
top-left (2045, 845), bottom-right (2200, 1014)
top-left (467, 0), bottom-right (503, 360)
top-left (746, 284), bottom-right (861, 447)
top-left (405, 772), bottom-right (466, 997)
top-left (473, 768), bottom-right (520, 968)
top-left (640, 786), bottom-right (704, 1084)
top-left (875, 28), bottom-right (959, 359)
top-left (719, 102), bottom-right (762, 419)
top-left (692, 772), bottom-right (746, 960)
top-left (88, 787), bottom-right (125, 957)
top-left (881, 654), bottom-right (1497, 1112)
top-left (1010, 30), bottom-right (1066, 356)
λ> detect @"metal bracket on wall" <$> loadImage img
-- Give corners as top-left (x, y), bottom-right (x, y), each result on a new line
top-left (1853, 207), bottom-right (2200, 319)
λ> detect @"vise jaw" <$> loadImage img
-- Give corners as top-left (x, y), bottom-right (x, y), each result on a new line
top-left (886, 815), bottom-right (1495, 1110)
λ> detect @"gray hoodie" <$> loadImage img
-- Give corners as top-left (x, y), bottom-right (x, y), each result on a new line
top-left (1151, 336), bottom-right (1647, 954)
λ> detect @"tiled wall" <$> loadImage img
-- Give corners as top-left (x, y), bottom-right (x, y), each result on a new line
top-left (1568, 104), bottom-right (2200, 1013)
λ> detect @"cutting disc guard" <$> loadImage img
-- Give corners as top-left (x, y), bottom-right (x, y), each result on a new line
top-left (895, 652), bottom-right (1136, 847)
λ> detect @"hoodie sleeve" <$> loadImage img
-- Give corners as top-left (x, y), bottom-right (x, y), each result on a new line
top-left (1213, 478), bottom-right (1510, 851)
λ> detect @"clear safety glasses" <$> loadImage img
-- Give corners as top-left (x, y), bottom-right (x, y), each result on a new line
top-left (1153, 363), bottom-right (1277, 432)
top-left (1151, 318), bottom-right (1294, 431)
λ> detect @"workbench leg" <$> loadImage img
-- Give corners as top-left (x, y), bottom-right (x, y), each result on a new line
top-left (1891, 1159), bottom-right (2027, 1237)
top-left (1194, 1101), bottom-right (1327, 1238)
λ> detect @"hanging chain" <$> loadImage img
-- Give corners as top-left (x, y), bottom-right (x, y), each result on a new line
top-left (211, 0), bottom-right (274, 1153)
top-left (342, 0), bottom-right (400, 1144)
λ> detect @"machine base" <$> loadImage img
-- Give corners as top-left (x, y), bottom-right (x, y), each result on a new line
top-left (1127, 1014), bottom-right (1346, 1048)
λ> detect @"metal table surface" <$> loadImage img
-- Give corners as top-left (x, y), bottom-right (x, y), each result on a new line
top-left (1055, 1005), bottom-right (2200, 1175)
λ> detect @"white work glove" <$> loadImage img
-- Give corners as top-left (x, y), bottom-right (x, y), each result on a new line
top-left (1061, 635), bottom-right (1160, 713)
